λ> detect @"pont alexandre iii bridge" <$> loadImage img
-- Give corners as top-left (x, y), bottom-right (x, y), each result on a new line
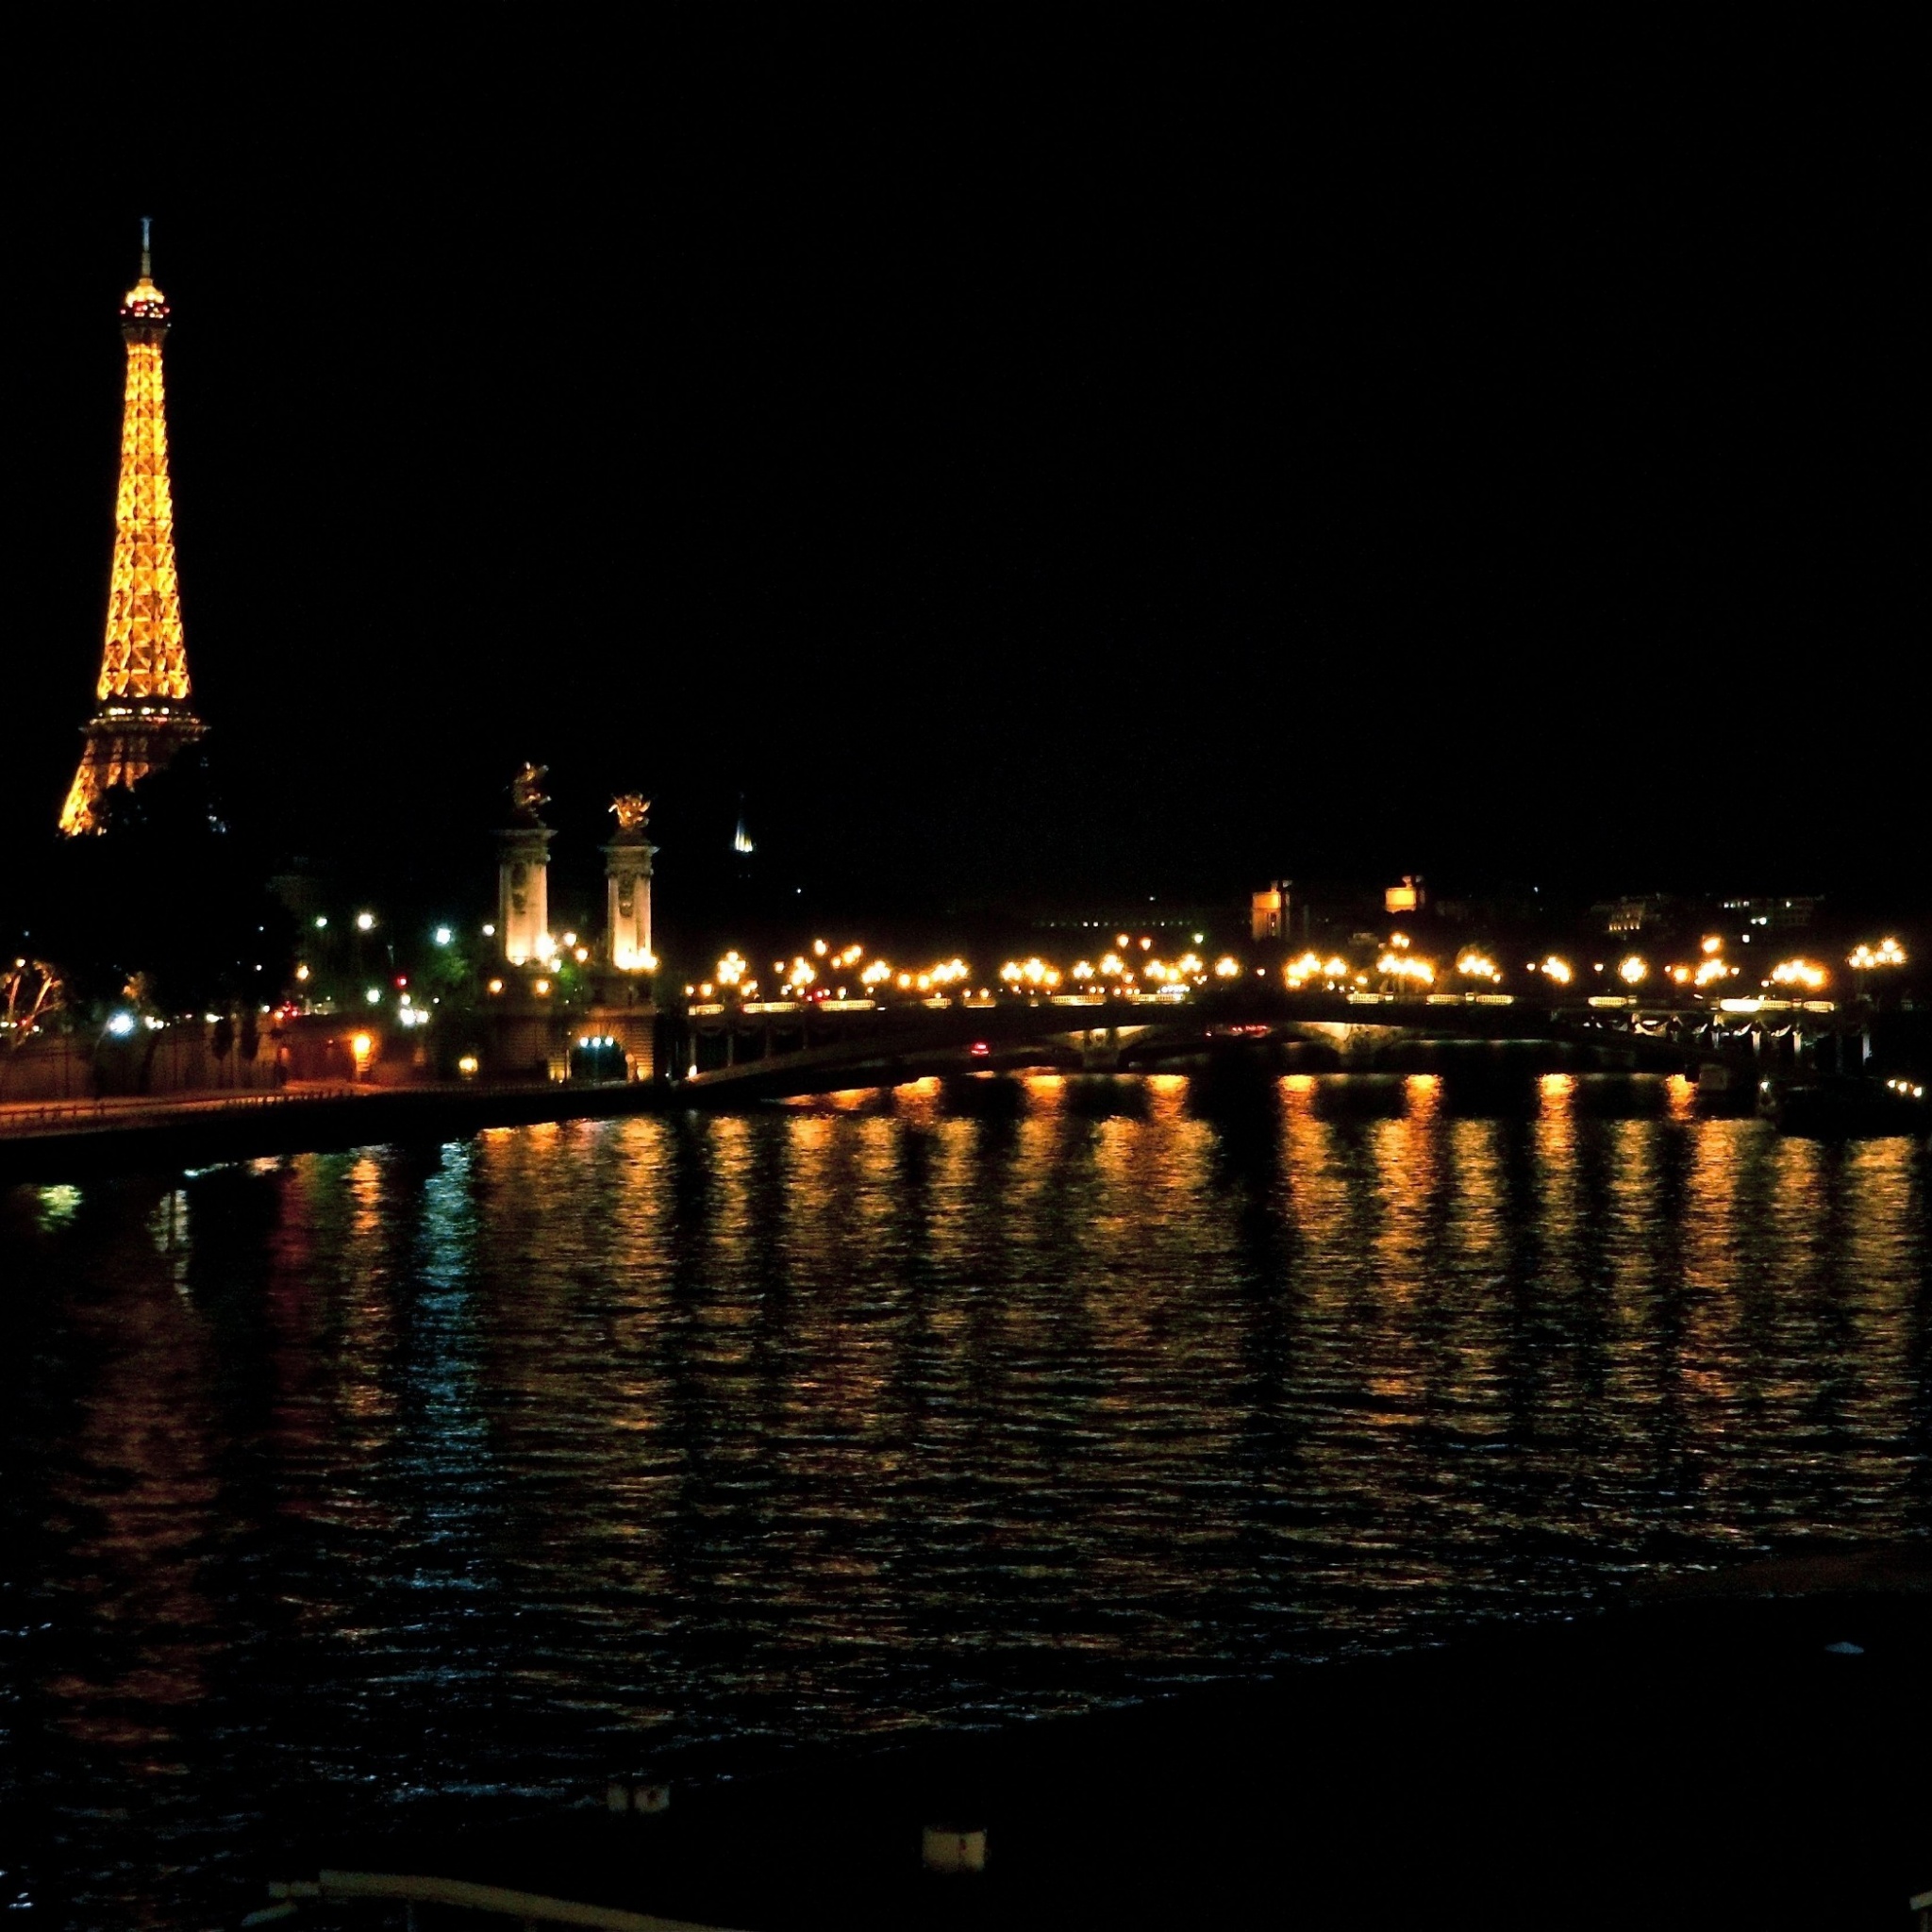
top-left (669, 987), bottom-right (1874, 1105)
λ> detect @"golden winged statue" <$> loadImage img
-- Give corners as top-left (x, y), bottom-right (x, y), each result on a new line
top-left (609, 792), bottom-right (651, 833)
top-left (510, 763), bottom-right (550, 817)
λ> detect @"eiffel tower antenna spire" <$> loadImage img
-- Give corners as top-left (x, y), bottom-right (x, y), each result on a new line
top-left (58, 223), bottom-right (206, 833)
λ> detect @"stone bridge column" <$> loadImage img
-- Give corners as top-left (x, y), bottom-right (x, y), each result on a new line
top-left (496, 824), bottom-right (554, 966)
top-left (603, 804), bottom-right (656, 972)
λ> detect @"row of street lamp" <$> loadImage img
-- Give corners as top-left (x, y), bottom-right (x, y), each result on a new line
top-left (682, 930), bottom-right (1912, 1009)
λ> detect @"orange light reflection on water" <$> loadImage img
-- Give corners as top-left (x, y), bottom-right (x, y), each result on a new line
top-left (10, 1068), bottom-right (1927, 1924)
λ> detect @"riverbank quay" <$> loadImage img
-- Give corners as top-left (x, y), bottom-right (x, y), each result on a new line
top-left (5, 1069), bottom-right (1925, 1187)
top-left (255, 1553), bottom-right (1930, 1931)
top-left (0, 1078), bottom-right (671, 1182)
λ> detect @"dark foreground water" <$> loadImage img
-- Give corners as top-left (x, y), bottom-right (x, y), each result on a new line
top-left (3, 1072), bottom-right (1928, 1926)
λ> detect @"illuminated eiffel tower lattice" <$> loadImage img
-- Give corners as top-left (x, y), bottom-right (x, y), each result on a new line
top-left (58, 220), bottom-right (206, 835)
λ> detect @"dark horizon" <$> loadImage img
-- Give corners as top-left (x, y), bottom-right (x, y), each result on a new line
top-left (7, 24), bottom-right (1918, 923)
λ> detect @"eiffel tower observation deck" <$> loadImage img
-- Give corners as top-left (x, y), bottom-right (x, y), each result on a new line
top-left (58, 220), bottom-right (207, 835)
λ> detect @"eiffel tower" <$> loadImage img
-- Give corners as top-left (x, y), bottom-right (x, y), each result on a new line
top-left (58, 220), bottom-right (207, 835)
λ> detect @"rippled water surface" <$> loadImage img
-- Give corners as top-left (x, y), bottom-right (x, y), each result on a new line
top-left (3, 1073), bottom-right (1929, 1924)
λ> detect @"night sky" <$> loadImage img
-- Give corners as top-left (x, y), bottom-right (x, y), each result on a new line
top-left (7, 23), bottom-right (1918, 926)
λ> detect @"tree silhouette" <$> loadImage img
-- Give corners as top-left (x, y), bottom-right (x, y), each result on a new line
top-left (35, 748), bottom-right (293, 1017)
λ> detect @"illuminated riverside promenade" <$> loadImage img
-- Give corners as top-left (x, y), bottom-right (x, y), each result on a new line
top-left (3, 955), bottom-right (1918, 1162)
top-left (675, 984), bottom-right (1820, 1087)
top-left (656, 927), bottom-right (1924, 1110)
top-left (672, 975), bottom-right (1898, 1097)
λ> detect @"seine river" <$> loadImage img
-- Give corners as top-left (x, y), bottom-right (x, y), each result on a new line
top-left (3, 1072), bottom-right (1928, 1925)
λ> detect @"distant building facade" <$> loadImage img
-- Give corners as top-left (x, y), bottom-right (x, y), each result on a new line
top-left (1721, 895), bottom-right (1822, 933)
top-left (1252, 880), bottom-right (1292, 943)
top-left (1596, 894), bottom-right (1674, 935)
